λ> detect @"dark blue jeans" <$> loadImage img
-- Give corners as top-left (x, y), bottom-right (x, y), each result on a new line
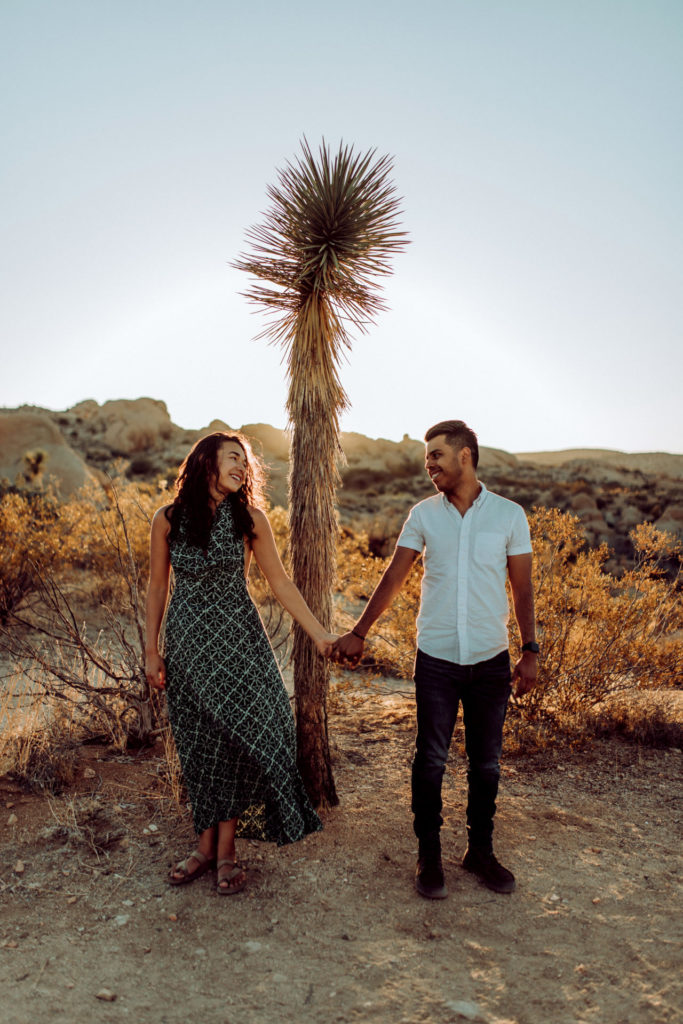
top-left (411, 648), bottom-right (512, 852)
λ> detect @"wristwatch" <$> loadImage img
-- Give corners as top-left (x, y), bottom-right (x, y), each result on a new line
top-left (521, 641), bottom-right (540, 654)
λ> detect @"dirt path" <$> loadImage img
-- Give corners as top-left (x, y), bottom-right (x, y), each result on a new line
top-left (1, 692), bottom-right (681, 1024)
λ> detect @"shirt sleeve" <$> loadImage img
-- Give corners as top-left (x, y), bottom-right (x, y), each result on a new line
top-left (396, 504), bottom-right (425, 553)
top-left (507, 505), bottom-right (533, 556)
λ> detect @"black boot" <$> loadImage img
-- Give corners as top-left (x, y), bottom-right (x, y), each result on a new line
top-left (415, 836), bottom-right (447, 900)
top-left (462, 847), bottom-right (515, 894)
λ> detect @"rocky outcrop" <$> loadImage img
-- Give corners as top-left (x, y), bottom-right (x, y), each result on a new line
top-left (0, 410), bottom-right (97, 496)
top-left (71, 398), bottom-right (180, 455)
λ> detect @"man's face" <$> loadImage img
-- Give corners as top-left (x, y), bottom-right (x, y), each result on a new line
top-left (425, 434), bottom-right (464, 493)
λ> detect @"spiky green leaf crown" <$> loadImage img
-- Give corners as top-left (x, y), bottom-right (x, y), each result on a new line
top-left (233, 138), bottom-right (409, 350)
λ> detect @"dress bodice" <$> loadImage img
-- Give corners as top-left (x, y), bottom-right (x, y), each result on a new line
top-left (169, 499), bottom-right (244, 580)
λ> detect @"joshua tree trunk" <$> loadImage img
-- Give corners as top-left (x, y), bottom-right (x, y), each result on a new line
top-left (287, 303), bottom-right (342, 807)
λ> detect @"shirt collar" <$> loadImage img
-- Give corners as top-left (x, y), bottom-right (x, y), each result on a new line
top-left (440, 480), bottom-right (488, 514)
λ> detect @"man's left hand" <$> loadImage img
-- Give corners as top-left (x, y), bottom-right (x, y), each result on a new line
top-left (511, 652), bottom-right (538, 697)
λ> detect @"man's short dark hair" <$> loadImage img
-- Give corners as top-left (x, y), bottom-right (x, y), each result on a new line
top-left (424, 420), bottom-right (479, 469)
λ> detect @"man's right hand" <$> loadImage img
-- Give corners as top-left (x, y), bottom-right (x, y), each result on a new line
top-left (333, 631), bottom-right (365, 667)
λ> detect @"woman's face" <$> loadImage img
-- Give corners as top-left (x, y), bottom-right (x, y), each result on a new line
top-left (209, 442), bottom-right (248, 503)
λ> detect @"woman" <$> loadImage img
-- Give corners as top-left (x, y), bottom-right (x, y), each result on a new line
top-left (145, 431), bottom-right (335, 894)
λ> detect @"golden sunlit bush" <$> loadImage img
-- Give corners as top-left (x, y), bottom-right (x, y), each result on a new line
top-left (0, 479), bottom-right (164, 754)
top-left (509, 510), bottom-right (683, 717)
top-left (57, 477), bottom-right (161, 611)
top-left (0, 476), bottom-right (161, 621)
top-left (0, 488), bottom-right (62, 622)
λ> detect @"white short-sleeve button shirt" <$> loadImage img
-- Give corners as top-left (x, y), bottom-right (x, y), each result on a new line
top-left (397, 483), bottom-right (532, 665)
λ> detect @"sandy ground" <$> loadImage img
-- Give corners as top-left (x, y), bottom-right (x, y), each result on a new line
top-left (1, 687), bottom-right (682, 1024)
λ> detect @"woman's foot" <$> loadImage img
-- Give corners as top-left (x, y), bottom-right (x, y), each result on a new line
top-left (216, 859), bottom-right (246, 895)
top-left (168, 849), bottom-right (215, 886)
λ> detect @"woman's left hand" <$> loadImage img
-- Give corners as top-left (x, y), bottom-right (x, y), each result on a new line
top-left (316, 633), bottom-right (339, 658)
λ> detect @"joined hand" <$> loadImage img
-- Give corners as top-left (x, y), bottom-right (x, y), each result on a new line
top-left (331, 630), bottom-right (365, 667)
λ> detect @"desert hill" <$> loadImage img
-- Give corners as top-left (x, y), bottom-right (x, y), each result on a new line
top-left (1, 398), bottom-right (683, 572)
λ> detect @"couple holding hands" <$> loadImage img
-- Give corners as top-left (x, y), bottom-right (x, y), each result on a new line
top-left (145, 420), bottom-right (537, 899)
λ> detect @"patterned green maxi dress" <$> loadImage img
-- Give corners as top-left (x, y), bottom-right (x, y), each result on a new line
top-left (164, 498), bottom-right (322, 844)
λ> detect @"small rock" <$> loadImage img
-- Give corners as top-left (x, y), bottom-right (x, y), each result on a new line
top-left (114, 915), bottom-right (129, 927)
top-left (592, 897), bottom-right (601, 905)
top-left (168, 913), bottom-right (178, 922)
top-left (67, 896), bottom-right (78, 905)
top-left (7, 813), bottom-right (18, 826)
top-left (95, 989), bottom-right (117, 1002)
top-left (13, 860), bottom-right (25, 875)
top-left (445, 1000), bottom-right (481, 1020)
top-left (244, 941), bottom-right (262, 954)
top-left (121, 899), bottom-right (134, 907)
top-left (147, 823), bottom-right (158, 833)
top-left (194, 948), bottom-right (206, 957)
top-left (5, 801), bottom-right (15, 808)
top-left (83, 767), bottom-right (97, 778)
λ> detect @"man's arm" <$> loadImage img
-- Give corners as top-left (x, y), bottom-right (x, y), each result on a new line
top-left (507, 552), bottom-right (538, 696)
top-left (334, 545), bottom-right (420, 666)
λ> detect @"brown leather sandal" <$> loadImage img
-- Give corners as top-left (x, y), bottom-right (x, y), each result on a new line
top-left (216, 859), bottom-right (246, 895)
top-left (168, 849), bottom-right (215, 886)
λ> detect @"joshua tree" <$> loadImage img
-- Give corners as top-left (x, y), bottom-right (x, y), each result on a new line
top-left (234, 138), bottom-right (408, 807)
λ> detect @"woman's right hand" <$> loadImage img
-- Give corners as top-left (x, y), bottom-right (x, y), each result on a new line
top-left (145, 652), bottom-right (167, 690)
top-left (316, 633), bottom-right (339, 658)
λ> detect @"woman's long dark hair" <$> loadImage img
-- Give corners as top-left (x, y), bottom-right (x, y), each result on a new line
top-left (167, 432), bottom-right (266, 549)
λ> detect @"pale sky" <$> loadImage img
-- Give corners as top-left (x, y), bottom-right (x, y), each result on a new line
top-left (2, 0), bottom-right (682, 454)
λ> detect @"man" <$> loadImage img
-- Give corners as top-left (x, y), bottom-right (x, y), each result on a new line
top-left (334, 420), bottom-right (538, 898)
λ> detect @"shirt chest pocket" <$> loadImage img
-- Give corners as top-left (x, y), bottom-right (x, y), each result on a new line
top-left (474, 531), bottom-right (507, 568)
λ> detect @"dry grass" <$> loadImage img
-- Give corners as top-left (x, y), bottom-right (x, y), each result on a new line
top-left (0, 668), bottom-right (79, 792)
top-left (588, 691), bottom-right (683, 748)
top-left (154, 722), bottom-right (186, 812)
top-left (41, 794), bottom-right (126, 854)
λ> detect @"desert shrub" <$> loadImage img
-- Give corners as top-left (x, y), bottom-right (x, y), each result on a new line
top-left (0, 476), bottom-right (161, 620)
top-left (0, 478), bottom-right (164, 749)
top-left (0, 670), bottom-right (79, 793)
top-left (509, 510), bottom-right (683, 717)
top-left (0, 489), bottom-right (62, 622)
top-left (587, 697), bottom-right (683, 748)
top-left (57, 477), bottom-right (160, 607)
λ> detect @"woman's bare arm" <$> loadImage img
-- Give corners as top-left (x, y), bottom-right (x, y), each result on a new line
top-left (145, 506), bottom-right (172, 689)
top-left (248, 508), bottom-right (336, 656)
